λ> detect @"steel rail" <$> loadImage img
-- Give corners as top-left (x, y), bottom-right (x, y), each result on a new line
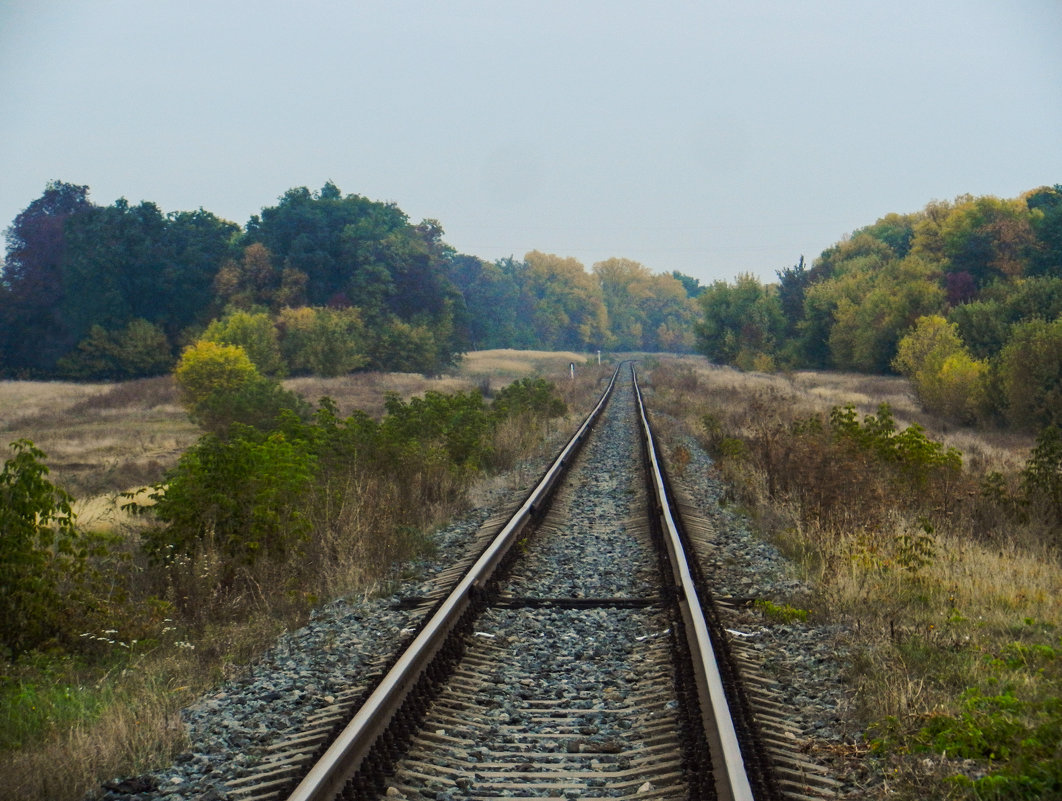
top-left (632, 366), bottom-right (755, 801)
top-left (284, 365), bottom-right (621, 801)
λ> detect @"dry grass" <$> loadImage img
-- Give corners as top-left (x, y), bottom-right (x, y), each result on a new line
top-left (0, 611), bottom-right (289, 801)
top-left (651, 360), bottom-right (1035, 476)
top-left (0, 377), bottom-right (198, 503)
top-left (281, 350), bottom-right (592, 419)
top-left (643, 355), bottom-right (1061, 798)
top-left (283, 372), bottom-right (478, 419)
top-left (460, 348), bottom-right (593, 379)
top-left (0, 380), bottom-right (113, 424)
top-left (1, 659), bottom-right (192, 801)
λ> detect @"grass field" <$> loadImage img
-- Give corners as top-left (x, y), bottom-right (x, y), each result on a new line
top-left (644, 355), bottom-right (1060, 800)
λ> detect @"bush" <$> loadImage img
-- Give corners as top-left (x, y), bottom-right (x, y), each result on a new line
top-left (1020, 425), bottom-right (1062, 526)
top-left (721, 403), bottom-right (965, 532)
top-left (365, 318), bottom-right (447, 374)
top-left (0, 441), bottom-right (101, 656)
top-left (830, 403), bottom-right (962, 487)
top-left (57, 319), bottom-right (173, 380)
top-left (491, 377), bottom-right (567, 420)
top-left (137, 427), bottom-right (316, 596)
top-left (380, 390), bottom-right (492, 472)
top-left (173, 340), bottom-right (257, 405)
top-left (893, 315), bottom-right (989, 423)
top-left (174, 340), bottom-right (306, 434)
top-left (998, 317), bottom-right (1062, 430)
top-left (278, 306), bottom-right (367, 376)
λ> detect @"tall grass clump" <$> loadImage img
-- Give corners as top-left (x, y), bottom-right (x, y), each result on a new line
top-left (644, 357), bottom-right (1062, 799)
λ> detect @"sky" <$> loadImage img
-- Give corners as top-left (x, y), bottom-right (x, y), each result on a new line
top-left (2, 1), bottom-right (1061, 286)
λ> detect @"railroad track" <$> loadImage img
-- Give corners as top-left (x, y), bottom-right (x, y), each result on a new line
top-left (229, 363), bottom-right (836, 801)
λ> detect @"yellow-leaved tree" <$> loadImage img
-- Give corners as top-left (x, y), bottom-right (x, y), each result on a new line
top-left (174, 340), bottom-right (304, 433)
top-left (893, 315), bottom-right (988, 424)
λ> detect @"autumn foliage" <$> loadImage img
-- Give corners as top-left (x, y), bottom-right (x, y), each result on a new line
top-left (695, 185), bottom-right (1062, 432)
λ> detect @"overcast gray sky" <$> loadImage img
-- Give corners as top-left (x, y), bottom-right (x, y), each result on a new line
top-left (2, 1), bottom-right (1060, 284)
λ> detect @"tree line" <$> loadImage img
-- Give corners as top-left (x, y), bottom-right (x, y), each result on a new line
top-left (695, 186), bottom-right (1062, 431)
top-left (0, 181), bottom-right (701, 379)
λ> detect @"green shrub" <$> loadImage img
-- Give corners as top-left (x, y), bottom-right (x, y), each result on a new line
top-left (998, 317), bottom-right (1062, 431)
top-left (380, 390), bottom-right (492, 472)
top-left (0, 658), bottom-right (109, 750)
top-left (0, 441), bottom-right (104, 657)
top-left (57, 319), bottom-right (173, 380)
top-left (1020, 425), bottom-right (1062, 526)
top-left (754, 599), bottom-right (810, 623)
top-left (830, 403), bottom-right (962, 488)
top-left (138, 427), bottom-right (316, 573)
top-left (202, 310), bottom-right (285, 376)
top-left (491, 377), bottom-right (566, 420)
top-left (916, 686), bottom-right (1062, 799)
top-left (278, 306), bottom-right (367, 376)
top-left (895, 519), bottom-right (937, 574)
top-left (893, 315), bottom-right (989, 424)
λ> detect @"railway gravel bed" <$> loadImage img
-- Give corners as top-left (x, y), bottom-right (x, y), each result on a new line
top-left (93, 380), bottom-right (858, 801)
top-left (366, 372), bottom-right (693, 800)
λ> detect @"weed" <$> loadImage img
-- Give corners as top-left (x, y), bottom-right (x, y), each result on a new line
top-left (896, 519), bottom-right (937, 574)
top-left (754, 599), bottom-right (810, 624)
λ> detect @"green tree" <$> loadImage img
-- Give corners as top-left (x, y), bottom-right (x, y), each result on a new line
top-left (278, 306), bottom-right (367, 376)
top-left (793, 233), bottom-right (898, 369)
top-left (244, 184), bottom-right (466, 370)
top-left (1, 181), bottom-right (93, 375)
top-left (173, 340), bottom-right (304, 433)
top-left (61, 199), bottom-right (236, 349)
top-left (213, 242), bottom-right (284, 311)
top-left (853, 212), bottom-right (919, 258)
top-left (58, 318), bottom-right (173, 379)
top-left (141, 428), bottom-right (316, 575)
top-left (163, 209), bottom-right (240, 331)
top-left (936, 195), bottom-right (1037, 293)
top-left (446, 255), bottom-right (530, 349)
top-left (591, 259), bottom-right (697, 352)
top-left (948, 277), bottom-right (1062, 361)
top-left (776, 256), bottom-right (811, 338)
top-left (1020, 425), bottom-right (1062, 525)
top-left (365, 318), bottom-right (445, 374)
top-left (794, 281), bottom-right (838, 369)
top-left (670, 271), bottom-right (704, 298)
top-left (828, 255), bottom-right (945, 373)
top-left (523, 251), bottom-right (607, 350)
top-left (202, 310), bottom-right (285, 376)
top-left (997, 317), bottom-right (1062, 430)
top-left (594, 257), bottom-right (653, 350)
top-left (910, 197), bottom-right (962, 268)
top-left (695, 273), bottom-right (784, 369)
top-left (893, 315), bottom-right (988, 423)
top-left (946, 300), bottom-right (1011, 361)
top-left (642, 272), bottom-right (698, 352)
top-left (1025, 184), bottom-right (1062, 276)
